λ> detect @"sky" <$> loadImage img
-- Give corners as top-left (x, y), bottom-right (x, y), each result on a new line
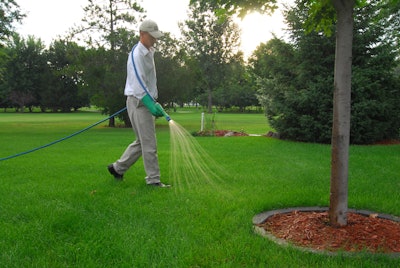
top-left (16, 0), bottom-right (292, 58)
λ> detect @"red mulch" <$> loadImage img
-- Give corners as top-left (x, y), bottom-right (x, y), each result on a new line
top-left (259, 211), bottom-right (400, 253)
top-left (373, 139), bottom-right (400, 145)
top-left (196, 130), bottom-right (248, 137)
top-left (214, 130), bottom-right (248, 136)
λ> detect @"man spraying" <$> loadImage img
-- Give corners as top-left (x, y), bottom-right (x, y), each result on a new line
top-left (108, 19), bottom-right (170, 187)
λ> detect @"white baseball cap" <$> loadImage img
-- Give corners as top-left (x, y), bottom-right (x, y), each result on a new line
top-left (139, 19), bottom-right (164, 38)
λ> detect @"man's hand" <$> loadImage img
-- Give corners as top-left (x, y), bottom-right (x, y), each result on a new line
top-left (155, 103), bottom-right (166, 117)
top-left (156, 103), bottom-right (171, 121)
top-left (141, 94), bottom-right (164, 117)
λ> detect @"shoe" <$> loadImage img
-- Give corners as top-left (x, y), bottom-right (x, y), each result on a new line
top-left (107, 164), bottom-right (123, 180)
top-left (148, 182), bottom-right (171, 188)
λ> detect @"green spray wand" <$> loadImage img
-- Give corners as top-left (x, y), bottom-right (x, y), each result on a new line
top-left (141, 94), bottom-right (171, 122)
top-left (155, 103), bottom-right (171, 121)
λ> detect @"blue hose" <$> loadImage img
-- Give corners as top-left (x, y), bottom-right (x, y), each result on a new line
top-left (0, 107), bottom-right (127, 162)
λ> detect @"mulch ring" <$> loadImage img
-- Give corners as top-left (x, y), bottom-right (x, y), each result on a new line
top-left (256, 209), bottom-right (400, 254)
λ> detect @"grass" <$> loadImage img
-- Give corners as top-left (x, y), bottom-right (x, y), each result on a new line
top-left (0, 109), bottom-right (399, 267)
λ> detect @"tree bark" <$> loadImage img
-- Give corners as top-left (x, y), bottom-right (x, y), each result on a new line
top-left (329, 0), bottom-right (355, 227)
top-left (109, 116), bottom-right (115, 127)
top-left (207, 88), bottom-right (213, 113)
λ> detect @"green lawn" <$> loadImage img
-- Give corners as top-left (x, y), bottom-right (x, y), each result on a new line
top-left (0, 110), bottom-right (399, 267)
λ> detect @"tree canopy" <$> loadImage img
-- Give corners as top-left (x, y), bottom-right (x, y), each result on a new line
top-left (0, 0), bottom-right (25, 46)
top-left (251, 0), bottom-right (400, 144)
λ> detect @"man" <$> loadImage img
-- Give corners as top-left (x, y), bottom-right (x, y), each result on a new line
top-left (108, 19), bottom-right (170, 188)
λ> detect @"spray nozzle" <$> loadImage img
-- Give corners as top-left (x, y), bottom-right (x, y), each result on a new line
top-left (163, 112), bottom-right (171, 122)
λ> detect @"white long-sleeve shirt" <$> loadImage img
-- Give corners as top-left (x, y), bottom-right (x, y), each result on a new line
top-left (124, 41), bottom-right (158, 100)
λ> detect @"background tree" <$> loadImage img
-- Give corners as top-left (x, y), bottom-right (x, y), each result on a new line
top-left (251, 8), bottom-right (336, 143)
top-left (350, 1), bottom-right (400, 144)
top-left (0, 36), bottom-right (90, 112)
top-left (40, 40), bottom-right (89, 112)
top-left (154, 33), bottom-right (192, 109)
top-left (175, 55), bottom-right (203, 108)
top-left (214, 54), bottom-right (259, 112)
top-left (0, 44), bottom-right (12, 110)
top-left (181, 1), bottom-right (242, 113)
top-left (79, 45), bottom-right (130, 125)
top-left (0, 0), bottom-right (25, 46)
top-left (253, 1), bottom-right (400, 144)
top-left (70, 0), bottom-right (143, 50)
top-left (1, 35), bottom-right (47, 112)
top-left (69, 0), bottom-right (144, 126)
top-left (0, 0), bottom-right (25, 109)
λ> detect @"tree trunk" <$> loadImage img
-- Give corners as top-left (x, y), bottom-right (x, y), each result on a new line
top-left (329, 0), bottom-right (355, 227)
top-left (207, 88), bottom-right (212, 113)
top-left (109, 116), bottom-right (115, 127)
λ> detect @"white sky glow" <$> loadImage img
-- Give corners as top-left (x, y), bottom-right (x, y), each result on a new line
top-left (16, 0), bottom-right (291, 58)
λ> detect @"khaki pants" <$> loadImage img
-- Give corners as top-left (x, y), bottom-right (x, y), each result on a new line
top-left (113, 96), bottom-right (160, 184)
